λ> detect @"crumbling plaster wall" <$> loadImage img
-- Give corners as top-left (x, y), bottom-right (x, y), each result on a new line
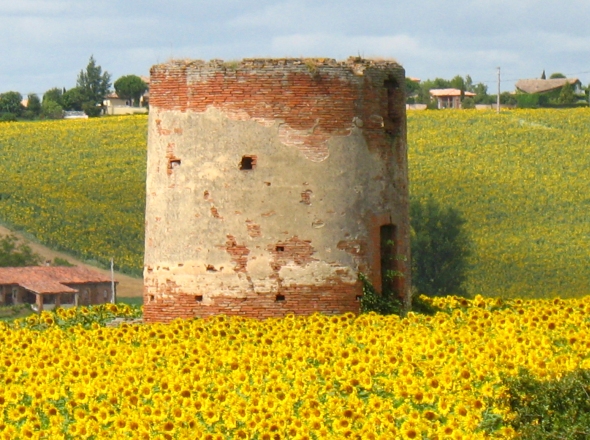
top-left (144, 58), bottom-right (410, 321)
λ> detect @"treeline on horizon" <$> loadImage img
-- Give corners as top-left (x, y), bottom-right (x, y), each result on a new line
top-left (0, 56), bottom-right (147, 122)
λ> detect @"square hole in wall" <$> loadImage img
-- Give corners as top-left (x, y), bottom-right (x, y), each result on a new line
top-left (276, 246), bottom-right (285, 252)
top-left (240, 155), bottom-right (257, 170)
top-left (275, 294), bottom-right (285, 302)
top-left (169, 159), bottom-right (181, 169)
top-left (149, 295), bottom-right (155, 302)
top-left (195, 295), bottom-right (203, 302)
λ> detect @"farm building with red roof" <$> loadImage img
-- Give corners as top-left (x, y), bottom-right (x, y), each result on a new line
top-left (0, 266), bottom-right (116, 312)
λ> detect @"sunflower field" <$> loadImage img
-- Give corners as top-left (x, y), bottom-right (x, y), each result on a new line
top-left (0, 109), bottom-right (589, 296)
top-left (0, 116), bottom-right (147, 275)
top-left (1, 296), bottom-right (590, 439)
top-left (409, 108), bottom-right (590, 298)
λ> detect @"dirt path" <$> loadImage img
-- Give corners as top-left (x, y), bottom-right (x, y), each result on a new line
top-left (0, 225), bottom-right (144, 298)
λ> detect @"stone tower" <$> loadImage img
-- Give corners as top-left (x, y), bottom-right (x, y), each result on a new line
top-left (144, 57), bottom-right (410, 322)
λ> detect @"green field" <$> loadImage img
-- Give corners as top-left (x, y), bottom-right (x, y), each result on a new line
top-left (409, 108), bottom-right (590, 298)
top-left (0, 109), bottom-right (588, 297)
top-left (0, 116), bottom-right (147, 275)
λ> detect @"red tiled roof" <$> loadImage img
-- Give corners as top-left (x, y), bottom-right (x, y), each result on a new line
top-left (0, 267), bottom-right (114, 295)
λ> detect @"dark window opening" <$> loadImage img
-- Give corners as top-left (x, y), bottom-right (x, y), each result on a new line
top-left (275, 294), bottom-right (285, 302)
top-left (169, 159), bottom-right (181, 169)
top-left (240, 155), bottom-right (256, 170)
top-left (195, 295), bottom-right (203, 302)
top-left (380, 224), bottom-right (398, 295)
top-left (355, 295), bottom-right (363, 302)
top-left (276, 246), bottom-right (285, 252)
top-left (206, 265), bottom-right (217, 272)
top-left (149, 295), bottom-right (155, 302)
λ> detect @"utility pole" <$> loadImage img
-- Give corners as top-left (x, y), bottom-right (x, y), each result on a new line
top-left (497, 67), bottom-right (501, 113)
top-left (110, 258), bottom-right (116, 304)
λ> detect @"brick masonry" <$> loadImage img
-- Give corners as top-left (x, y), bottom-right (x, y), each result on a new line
top-left (144, 57), bottom-right (410, 322)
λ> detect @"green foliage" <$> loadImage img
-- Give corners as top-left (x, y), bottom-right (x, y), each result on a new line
top-left (358, 273), bottom-right (442, 316)
top-left (76, 55), bottom-right (111, 108)
top-left (61, 87), bottom-right (86, 111)
top-left (26, 94), bottom-right (41, 116)
top-left (114, 75), bottom-right (148, 107)
top-left (0, 234), bottom-right (42, 267)
top-left (52, 257), bottom-right (74, 267)
top-left (516, 93), bottom-right (541, 108)
top-left (0, 113), bottom-right (17, 122)
top-left (40, 99), bottom-right (63, 119)
top-left (43, 87), bottom-right (64, 106)
top-left (0, 91), bottom-right (24, 116)
top-left (462, 97), bottom-right (475, 109)
top-left (82, 101), bottom-right (102, 117)
top-left (410, 198), bottom-right (471, 297)
top-left (0, 304), bottom-right (33, 322)
top-left (558, 81), bottom-right (576, 105)
top-left (358, 273), bottom-right (402, 315)
top-left (549, 72), bottom-right (566, 79)
top-left (500, 368), bottom-right (590, 439)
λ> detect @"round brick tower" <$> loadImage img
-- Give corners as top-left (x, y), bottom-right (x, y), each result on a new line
top-left (144, 57), bottom-right (410, 322)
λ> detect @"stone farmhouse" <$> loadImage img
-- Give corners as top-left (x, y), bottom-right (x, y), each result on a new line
top-left (144, 57), bottom-right (410, 322)
top-left (0, 266), bottom-right (116, 312)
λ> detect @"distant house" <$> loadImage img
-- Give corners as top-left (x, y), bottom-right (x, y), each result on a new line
top-left (103, 75), bottom-right (150, 115)
top-left (429, 88), bottom-right (476, 109)
top-left (0, 266), bottom-right (116, 312)
top-left (515, 78), bottom-right (582, 95)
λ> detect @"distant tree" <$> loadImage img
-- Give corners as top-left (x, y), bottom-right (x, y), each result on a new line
top-left (43, 87), bottom-right (64, 106)
top-left (404, 77), bottom-right (421, 102)
top-left (550, 72), bottom-right (566, 79)
top-left (62, 87), bottom-right (86, 111)
top-left (541, 70), bottom-right (546, 79)
top-left (0, 234), bottom-right (42, 267)
top-left (410, 198), bottom-right (471, 297)
top-left (450, 75), bottom-right (466, 93)
top-left (26, 94), bottom-right (41, 116)
top-left (114, 75), bottom-right (147, 107)
top-left (76, 55), bottom-right (111, 115)
top-left (0, 91), bottom-right (24, 116)
top-left (465, 75), bottom-right (474, 92)
top-left (40, 100), bottom-right (63, 119)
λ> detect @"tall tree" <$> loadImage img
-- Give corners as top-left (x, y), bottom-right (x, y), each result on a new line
top-left (76, 55), bottom-right (111, 113)
top-left (550, 72), bottom-right (566, 79)
top-left (114, 75), bottom-right (147, 107)
top-left (541, 70), bottom-right (546, 79)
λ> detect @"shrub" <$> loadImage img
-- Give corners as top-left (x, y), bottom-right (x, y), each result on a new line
top-left (0, 234), bottom-right (42, 267)
top-left (501, 368), bottom-right (590, 439)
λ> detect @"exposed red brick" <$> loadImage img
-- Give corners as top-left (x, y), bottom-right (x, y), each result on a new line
top-left (268, 236), bottom-right (316, 271)
top-left (143, 281), bottom-right (362, 322)
top-left (246, 221), bottom-right (262, 238)
top-left (224, 235), bottom-right (250, 273)
top-left (337, 240), bottom-right (366, 256)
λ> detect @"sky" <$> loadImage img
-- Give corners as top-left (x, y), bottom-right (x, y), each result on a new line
top-left (2, 0), bottom-right (590, 96)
